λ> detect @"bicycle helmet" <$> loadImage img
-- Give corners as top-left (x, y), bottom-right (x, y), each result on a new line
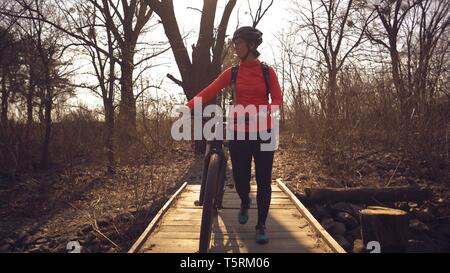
top-left (232, 26), bottom-right (263, 47)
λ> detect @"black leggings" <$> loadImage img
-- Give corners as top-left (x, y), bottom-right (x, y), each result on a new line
top-left (228, 131), bottom-right (275, 226)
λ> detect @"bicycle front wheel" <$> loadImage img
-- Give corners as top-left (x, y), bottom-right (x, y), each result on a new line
top-left (199, 153), bottom-right (220, 253)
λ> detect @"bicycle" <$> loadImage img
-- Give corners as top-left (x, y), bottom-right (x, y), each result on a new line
top-left (192, 114), bottom-right (229, 253)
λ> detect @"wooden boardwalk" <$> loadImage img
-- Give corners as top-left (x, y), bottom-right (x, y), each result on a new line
top-left (129, 179), bottom-right (345, 253)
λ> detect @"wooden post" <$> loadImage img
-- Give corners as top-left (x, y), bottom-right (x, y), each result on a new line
top-left (360, 206), bottom-right (409, 253)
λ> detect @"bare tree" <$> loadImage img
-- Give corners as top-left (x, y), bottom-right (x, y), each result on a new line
top-left (1, 0), bottom-right (163, 142)
top-left (0, 27), bottom-right (20, 127)
top-left (247, 0), bottom-right (274, 27)
top-left (15, 0), bottom-right (74, 168)
top-left (83, 0), bottom-right (154, 141)
top-left (366, 0), bottom-right (420, 118)
top-left (296, 0), bottom-right (375, 119)
top-left (61, 0), bottom-right (119, 174)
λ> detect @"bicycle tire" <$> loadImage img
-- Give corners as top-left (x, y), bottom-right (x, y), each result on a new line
top-left (199, 153), bottom-right (220, 253)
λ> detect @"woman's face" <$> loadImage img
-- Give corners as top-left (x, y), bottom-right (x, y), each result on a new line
top-left (233, 38), bottom-right (254, 60)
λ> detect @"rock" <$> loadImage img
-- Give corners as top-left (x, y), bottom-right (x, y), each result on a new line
top-left (38, 245), bottom-right (50, 252)
top-left (419, 167), bottom-right (428, 178)
top-left (107, 247), bottom-right (116, 253)
top-left (320, 218), bottom-right (335, 231)
top-left (412, 208), bottom-right (435, 222)
top-left (396, 201), bottom-right (410, 211)
top-left (2, 238), bottom-right (15, 245)
top-left (80, 224), bottom-right (93, 234)
top-left (35, 238), bottom-right (48, 244)
top-left (99, 243), bottom-right (110, 251)
top-left (54, 245), bottom-right (67, 253)
top-left (333, 235), bottom-right (351, 250)
top-left (97, 217), bottom-right (112, 228)
top-left (16, 230), bottom-right (29, 242)
top-left (409, 219), bottom-right (430, 231)
top-left (330, 222), bottom-right (347, 235)
top-left (22, 235), bottom-right (35, 246)
top-left (48, 239), bottom-right (57, 248)
top-left (116, 213), bottom-right (133, 222)
top-left (407, 239), bottom-right (434, 253)
top-left (84, 233), bottom-right (97, 244)
top-left (15, 247), bottom-right (25, 253)
top-left (56, 236), bottom-right (68, 244)
top-left (28, 247), bottom-right (41, 253)
top-left (330, 202), bottom-right (353, 215)
top-left (349, 204), bottom-right (364, 219)
top-left (347, 227), bottom-right (362, 240)
top-left (312, 205), bottom-right (330, 220)
top-left (299, 174), bottom-right (310, 180)
top-left (335, 212), bottom-right (359, 230)
top-left (0, 244), bottom-right (11, 252)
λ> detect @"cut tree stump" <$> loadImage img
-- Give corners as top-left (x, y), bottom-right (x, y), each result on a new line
top-left (304, 186), bottom-right (431, 204)
top-left (360, 206), bottom-right (409, 253)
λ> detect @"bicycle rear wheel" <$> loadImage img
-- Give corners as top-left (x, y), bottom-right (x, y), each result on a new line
top-left (199, 153), bottom-right (220, 253)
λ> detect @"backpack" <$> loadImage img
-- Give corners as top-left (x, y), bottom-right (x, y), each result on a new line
top-left (230, 62), bottom-right (271, 106)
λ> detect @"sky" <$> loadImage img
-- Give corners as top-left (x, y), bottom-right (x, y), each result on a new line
top-left (70, 0), bottom-right (293, 109)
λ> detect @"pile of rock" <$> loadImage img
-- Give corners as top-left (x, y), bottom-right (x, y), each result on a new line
top-left (0, 211), bottom-right (136, 253)
top-left (309, 202), bottom-right (363, 252)
top-left (307, 199), bottom-right (446, 252)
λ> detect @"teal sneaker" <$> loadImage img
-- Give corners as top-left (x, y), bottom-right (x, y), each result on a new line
top-left (255, 224), bottom-right (269, 244)
top-left (238, 199), bottom-right (251, 224)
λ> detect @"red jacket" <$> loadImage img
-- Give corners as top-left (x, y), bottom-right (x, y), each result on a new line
top-left (186, 59), bottom-right (283, 132)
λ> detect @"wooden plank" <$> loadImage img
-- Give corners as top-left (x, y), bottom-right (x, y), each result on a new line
top-left (187, 184), bottom-right (284, 192)
top-left (128, 182), bottom-right (188, 253)
top-left (175, 195), bottom-right (291, 203)
top-left (149, 231), bottom-right (317, 240)
top-left (177, 194), bottom-right (290, 202)
top-left (158, 218), bottom-right (311, 228)
top-left (163, 213), bottom-right (305, 224)
top-left (175, 198), bottom-right (295, 206)
top-left (276, 179), bottom-right (346, 253)
top-left (163, 208), bottom-right (304, 219)
top-left (154, 223), bottom-right (313, 233)
top-left (173, 203), bottom-right (298, 209)
top-left (140, 238), bottom-right (328, 253)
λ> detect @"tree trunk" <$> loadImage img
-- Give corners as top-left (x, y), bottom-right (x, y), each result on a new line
top-left (104, 98), bottom-right (115, 174)
top-left (26, 80), bottom-right (35, 135)
top-left (105, 31), bottom-right (116, 175)
top-left (1, 69), bottom-right (8, 127)
top-left (117, 45), bottom-right (137, 143)
top-left (40, 95), bottom-right (52, 168)
top-left (327, 67), bottom-right (338, 119)
top-left (304, 186), bottom-right (431, 204)
top-left (360, 206), bottom-right (409, 253)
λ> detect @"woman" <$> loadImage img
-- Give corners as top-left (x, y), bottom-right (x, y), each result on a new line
top-left (186, 26), bottom-right (283, 244)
